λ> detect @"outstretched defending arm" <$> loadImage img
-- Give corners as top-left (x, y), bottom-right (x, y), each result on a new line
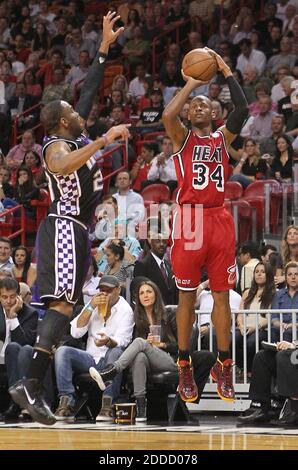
top-left (75, 11), bottom-right (124, 120)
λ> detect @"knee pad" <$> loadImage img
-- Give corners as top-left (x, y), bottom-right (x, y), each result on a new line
top-left (35, 309), bottom-right (70, 352)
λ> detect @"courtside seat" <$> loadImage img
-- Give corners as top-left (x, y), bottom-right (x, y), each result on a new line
top-left (225, 181), bottom-right (243, 200)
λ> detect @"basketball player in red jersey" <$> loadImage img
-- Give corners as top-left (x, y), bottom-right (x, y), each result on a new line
top-left (162, 49), bottom-right (248, 403)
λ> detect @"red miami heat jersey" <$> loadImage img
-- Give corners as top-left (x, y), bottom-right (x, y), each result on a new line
top-left (173, 129), bottom-right (230, 207)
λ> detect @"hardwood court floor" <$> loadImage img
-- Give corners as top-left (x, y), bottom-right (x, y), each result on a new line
top-left (0, 425), bottom-right (298, 450)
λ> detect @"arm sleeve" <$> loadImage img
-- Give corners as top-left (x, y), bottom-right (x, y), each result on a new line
top-left (75, 52), bottom-right (107, 120)
top-left (225, 75), bottom-right (249, 135)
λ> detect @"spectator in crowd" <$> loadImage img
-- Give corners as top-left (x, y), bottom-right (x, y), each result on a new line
top-left (122, 25), bottom-right (150, 67)
top-left (230, 138), bottom-right (268, 188)
top-left (207, 17), bottom-right (232, 51)
top-left (3, 166), bottom-right (39, 218)
top-left (128, 63), bottom-right (148, 101)
top-left (235, 262), bottom-right (275, 373)
top-left (5, 130), bottom-right (42, 170)
top-left (50, 16), bottom-right (69, 51)
top-left (103, 241), bottom-right (129, 286)
top-left (21, 150), bottom-right (46, 187)
top-left (82, 257), bottom-right (99, 305)
top-left (0, 166), bottom-right (13, 199)
top-left (54, 275), bottom-right (134, 421)
top-left (238, 242), bottom-right (260, 293)
top-left (259, 114), bottom-right (285, 157)
top-left (90, 279), bottom-right (216, 422)
top-left (0, 67), bottom-right (16, 103)
top-left (237, 338), bottom-right (298, 426)
top-left (275, 225), bottom-right (298, 286)
top-left (36, 49), bottom-right (65, 88)
top-left (7, 82), bottom-right (38, 130)
top-left (22, 69), bottom-right (42, 99)
top-left (270, 133), bottom-right (294, 182)
top-left (249, 96), bottom-right (277, 142)
top-left (66, 50), bottom-right (91, 94)
top-left (136, 88), bottom-right (164, 135)
top-left (278, 75), bottom-right (296, 124)
top-left (195, 279), bottom-right (241, 351)
top-left (0, 237), bottom-right (13, 272)
top-left (0, 278), bottom-right (38, 422)
top-left (65, 27), bottom-right (97, 67)
top-left (41, 67), bottom-right (72, 105)
top-left (113, 170), bottom-right (145, 227)
top-left (271, 66), bottom-right (289, 103)
top-left (134, 230), bottom-right (178, 306)
top-left (236, 38), bottom-right (266, 77)
top-left (130, 142), bottom-right (156, 192)
top-left (160, 59), bottom-right (184, 87)
top-left (271, 261), bottom-right (298, 342)
top-left (11, 246), bottom-right (36, 288)
top-left (266, 36), bottom-right (296, 75)
top-left (261, 244), bottom-right (278, 264)
top-left (262, 24), bottom-right (282, 59)
top-left (146, 136), bottom-right (177, 193)
top-left (30, 22), bottom-right (51, 58)
top-left (85, 102), bottom-right (107, 142)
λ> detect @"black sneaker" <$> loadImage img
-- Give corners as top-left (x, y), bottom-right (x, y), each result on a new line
top-left (136, 397), bottom-right (147, 423)
top-left (89, 365), bottom-right (117, 391)
top-left (9, 379), bottom-right (56, 426)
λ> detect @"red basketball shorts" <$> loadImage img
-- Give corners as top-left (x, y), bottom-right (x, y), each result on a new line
top-left (170, 205), bottom-right (236, 291)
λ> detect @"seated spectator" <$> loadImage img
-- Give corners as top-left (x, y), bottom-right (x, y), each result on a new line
top-left (238, 242), bottom-right (260, 293)
top-left (36, 49), bottom-right (65, 88)
top-left (53, 275), bottom-right (134, 421)
top-left (235, 262), bottom-right (275, 372)
top-left (11, 245), bottom-right (36, 288)
top-left (3, 166), bottom-right (40, 218)
top-left (89, 280), bottom-right (216, 422)
top-left (0, 237), bottom-right (13, 272)
top-left (0, 166), bottom-right (13, 199)
top-left (275, 225), bottom-right (298, 286)
top-left (236, 38), bottom-right (266, 77)
top-left (145, 136), bottom-right (177, 193)
top-left (65, 27), bottom-right (97, 67)
top-left (7, 82), bottom-right (38, 130)
top-left (21, 150), bottom-right (46, 187)
top-left (278, 75), bottom-right (296, 125)
top-left (249, 86), bottom-right (277, 117)
top-left (105, 89), bottom-right (131, 120)
top-left (249, 95), bottom-right (277, 142)
top-left (230, 138), bottom-right (268, 188)
top-left (136, 88), bottom-right (164, 136)
top-left (103, 241), bottom-right (130, 286)
top-left (65, 50), bottom-right (91, 94)
top-left (259, 114), bottom-right (285, 158)
top-left (270, 66), bottom-right (289, 104)
top-left (90, 195), bottom-right (119, 242)
top-left (21, 69), bottom-right (42, 99)
top-left (122, 25), bottom-right (150, 67)
top-left (113, 170), bottom-right (145, 227)
top-left (5, 130), bottom-right (42, 170)
top-left (41, 68), bottom-right (72, 105)
top-left (30, 22), bottom-right (51, 59)
top-left (82, 257), bottom-right (99, 305)
top-left (128, 63), bottom-right (148, 101)
top-left (271, 261), bottom-right (298, 342)
top-left (159, 59), bottom-right (184, 87)
top-left (270, 133), bottom-right (294, 182)
top-left (266, 36), bottom-right (296, 76)
top-left (0, 278), bottom-right (38, 422)
top-left (195, 279), bottom-right (241, 351)
top-left (134, 230), bottom-right (178, 306)
top-left (237, 340), bottom-right (298, 426)
top-left (85, 103), bottom-right (107, 142)
top-left (130, 143), bottom-right (156, 192)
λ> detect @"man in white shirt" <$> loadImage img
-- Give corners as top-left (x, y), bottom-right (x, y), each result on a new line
top-left (54, 275), bottom-right (134, 421)
top-left (113, 170), bottom-right (145, 228)
top-left (0, 237), bottom-right (13, 272)
top-left (147, 136), bottom-right (177, 192)
top-left (195, 279), bottom-right (241, 350)
top-left (236, 38), bottom-right (266, 77)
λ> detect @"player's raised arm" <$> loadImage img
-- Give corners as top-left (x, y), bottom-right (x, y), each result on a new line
top-left (75, 11), bottom-right (124, 120)
top-left (206, 48), bottom-right (249, 150)
top-left (162, 73), bottom-right (207, 152)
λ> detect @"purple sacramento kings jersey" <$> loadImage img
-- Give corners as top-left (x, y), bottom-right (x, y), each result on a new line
top-left (42, 135), bottom-right (103, 225)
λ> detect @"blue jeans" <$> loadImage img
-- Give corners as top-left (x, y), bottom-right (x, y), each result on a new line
top-left (229, 173), bottom-right (251, 189)
top-left (54, 346), bottom-right (123, 403)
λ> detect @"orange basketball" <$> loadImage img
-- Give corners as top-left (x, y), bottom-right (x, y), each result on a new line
top-left (182, 48), bottom-right (217, 81)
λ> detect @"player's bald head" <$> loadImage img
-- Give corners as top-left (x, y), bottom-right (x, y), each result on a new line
top-left (41, 100), bottom-right (65, 134)
top-left (190, 95), bottom-right (212, 109)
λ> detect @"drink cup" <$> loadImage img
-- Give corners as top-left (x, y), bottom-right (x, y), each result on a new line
top-left (97, 296), bottom-right (108, 319)
top-left (149, 325), bottom-right (161, 345)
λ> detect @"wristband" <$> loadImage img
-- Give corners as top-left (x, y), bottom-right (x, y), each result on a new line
top-left (98, 52), bottom-right (107, 64)
top-left (85, 303), bottom-right (94, 313)
top-left (102, 133), bottom-right (108, 146)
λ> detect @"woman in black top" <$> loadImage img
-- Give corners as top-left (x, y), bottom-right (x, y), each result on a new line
top-left (230, 138), bottom-right (268, 188)
top-left (271, 134), bottom-right (294, 182)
